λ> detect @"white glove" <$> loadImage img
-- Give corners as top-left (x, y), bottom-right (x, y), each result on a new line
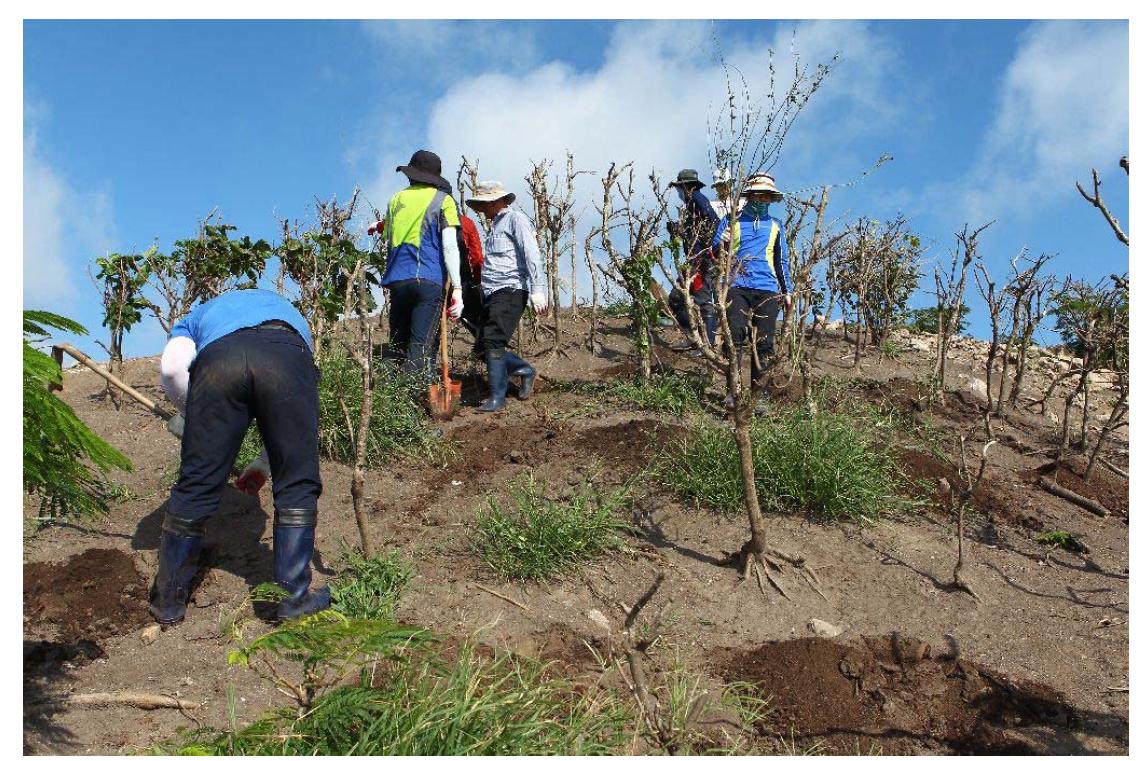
top-left (529, 291), bottom-right (549, 315)
top-left (448, 288), bottom-right (464, 321)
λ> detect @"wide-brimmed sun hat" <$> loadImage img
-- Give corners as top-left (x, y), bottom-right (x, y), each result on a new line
top-left (396, 149), bottom-right (452, 193)
top-left (742, 173), bottom-right (783, 201)
top-left (712, 168), bottom-right (733, 187)
top-left (465, 180), bottom-right (516, 208)
top-left (668, 169), bottom-right (705, 189)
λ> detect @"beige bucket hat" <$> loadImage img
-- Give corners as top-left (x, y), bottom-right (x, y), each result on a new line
top-left (712, 167), bottom-right (733, 187)
top-left (465, 180), bottom-right (516, 208)
top-left (742, 173), bottom-right (783, 200)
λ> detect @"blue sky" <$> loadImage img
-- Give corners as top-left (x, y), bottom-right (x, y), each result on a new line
top-left (23, 19), bottom-right (1129, 359)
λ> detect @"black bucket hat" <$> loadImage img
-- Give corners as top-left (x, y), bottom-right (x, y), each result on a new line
top-left (668, 168), bottom-right (705, 190)
top-left (397, 149), bottom-right (452, 193)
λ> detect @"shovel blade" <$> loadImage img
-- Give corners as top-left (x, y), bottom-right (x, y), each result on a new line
top-left (428, 379), bottom-right (462, 420)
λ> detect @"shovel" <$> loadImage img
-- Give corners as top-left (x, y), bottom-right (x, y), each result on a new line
top-left (428, 290), bottom-right (462, 420)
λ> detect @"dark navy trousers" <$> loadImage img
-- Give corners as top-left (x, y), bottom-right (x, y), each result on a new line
top-left (166, 325), bottom-right (322, 524)
top-left (387, 278), bottom-right (443, 378)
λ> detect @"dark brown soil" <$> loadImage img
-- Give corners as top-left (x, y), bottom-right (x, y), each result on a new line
top-left (895, 448), bottom-right (1029, 527)
top-left (1053, 464), bottom-right (1129, 517)
top-left (720, 635), bottom-right (1079, 754)
top-left (572, 419), bottom-right (687, 474)
top-left (426, 420), bottom-right (561, 492)
top-left (24, 548), bottom-right (152, 644)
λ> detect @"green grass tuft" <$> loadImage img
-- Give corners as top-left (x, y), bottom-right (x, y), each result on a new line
top-left (551, 369), bottom-right (709, 416)
top-left (165, 642), bottom-right (633, 755)
top-left (318, 345), bottom-right (449, 465)
top-left (1034, 530), bottom-right (1087, 553)
top-left (658, 406), bottom-right (912, 523)
top-left (472, 476), bottom-right (631, 581)
top-left (330, 548), bottom-right (415, 620)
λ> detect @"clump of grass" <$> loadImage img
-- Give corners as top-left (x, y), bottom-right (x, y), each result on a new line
top-left (598, 298), bottom-right (633, 317)
top-left (472, 477), bottom-right (630, 580)
top-left (234, 425), bottom-right (264, 473)
top-left (658, 406), bottom-right (911, 522)
top-left (329, 548), bottom-right (415, 620)
top-left (318, 346), bottom-right (449, 465)
top-left (1035, 530), bottom-right (1088, 553)
top-left (648, 660), bottom-right (773, 754)
top-left (551, 369), bottom-right (709, 416)
top-left (605, 371), bottom-right (709, 415)
top-left (166, 642), bottom-right (633, 755)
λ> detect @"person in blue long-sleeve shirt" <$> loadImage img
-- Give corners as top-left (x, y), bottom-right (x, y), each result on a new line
top-left (711, 173), bottom-right (791, 408)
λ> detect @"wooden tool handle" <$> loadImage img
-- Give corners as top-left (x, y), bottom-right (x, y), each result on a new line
top-left (52, 343), bottom-right (176, 421)
top-left (440, 285), bottom-right (451, 387)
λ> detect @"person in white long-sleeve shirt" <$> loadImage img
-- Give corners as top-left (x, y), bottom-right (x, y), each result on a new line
top-left (464, 181), bottom-right (549, 412)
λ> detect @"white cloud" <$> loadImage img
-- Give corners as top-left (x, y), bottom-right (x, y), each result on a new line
top-left (365, 20), bottom-right (903, 218)
top-left (959, 21), bottom-right (1128, 223)
top-left (23, 111), bottom-right (116, 311)
top-left (359, 20), bottom-right (906, 305)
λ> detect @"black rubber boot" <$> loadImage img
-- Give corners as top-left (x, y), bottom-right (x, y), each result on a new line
top-left (476, 351), bottom-right (509, 413)
top-left (504, 352), bottom-right (536, 400)
top-left (149, 514), bottom-right (205, 627)
top-left (273, 508), bottom-right (331, 620)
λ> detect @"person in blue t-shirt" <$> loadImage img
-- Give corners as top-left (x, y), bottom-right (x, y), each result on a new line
top-left (151, 288), bottom-right (329, 626)
top-left (711, 173), bottom-right (791, 408)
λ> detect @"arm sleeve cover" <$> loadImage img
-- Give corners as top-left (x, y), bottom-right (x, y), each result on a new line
top-left (442, 225), bottom-right (462, 289)
top-left (160, 336), bottom-right (197, 413)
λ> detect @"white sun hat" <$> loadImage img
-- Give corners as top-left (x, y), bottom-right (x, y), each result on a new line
top-left (465, 180), bottom-right (516, 208)
top-left (742, 173), bottom-right (783, 201)
top-left (712, 167), bottom-right (733, 187)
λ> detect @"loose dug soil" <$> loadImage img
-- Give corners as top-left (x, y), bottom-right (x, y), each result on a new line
top-left (24, 548), bottom-right (152, 644)
top-left (572, 419), bottom-right (687, 475)
top-left (426, 420), bottom-right (561, 493)
top-left (1051, 464), bottom-right (1129, 518)
top-left (896, 448), bottom-right (1029, 527)
top-left (720, 635), bottom-right (1080, 754)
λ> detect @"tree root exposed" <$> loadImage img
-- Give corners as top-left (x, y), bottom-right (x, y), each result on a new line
top-left (722, 541), bottom-right (825, 601)
top-left (951, 561), bottom-right (982, 602)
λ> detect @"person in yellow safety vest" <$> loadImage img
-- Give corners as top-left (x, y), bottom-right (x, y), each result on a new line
top-left (376, 150), bottom-right (464, 379)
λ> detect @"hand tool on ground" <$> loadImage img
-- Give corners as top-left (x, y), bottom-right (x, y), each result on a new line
top-left (427, 285), bottom-right (462, 420)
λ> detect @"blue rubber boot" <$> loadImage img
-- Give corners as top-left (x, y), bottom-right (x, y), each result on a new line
top-left (273, 509), bottom-right (331, 620)
top-left (476, 351), bottom-right (509, 413)
top-left (149, 515), bottom-right (205, 626)
top-left (504, 352), bottom-right (536, 400)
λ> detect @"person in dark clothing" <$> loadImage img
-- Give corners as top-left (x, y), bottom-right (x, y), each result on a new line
top-left (665, 169), bottom-right (721, 351)
top-left (152, 289), bottom-right (329, 625)
top-left (711, 173), bottom-right (791, 408)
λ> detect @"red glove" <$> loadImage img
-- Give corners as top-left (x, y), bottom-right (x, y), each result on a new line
top-left (233, 469), bottom-right (267, 495)
top-left (367, 220), bottom-right (386, 236)
top-left (690, 273), bottom-right (704, 293)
